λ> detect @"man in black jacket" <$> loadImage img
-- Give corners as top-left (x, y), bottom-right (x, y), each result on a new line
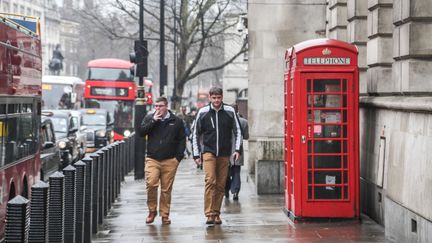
top-left (192, 87), bottom-right (242, 225)
top-left (140, 97), bottom-right (185, 225)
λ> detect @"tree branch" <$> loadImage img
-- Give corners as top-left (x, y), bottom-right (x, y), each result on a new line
top-left (185, 40), bottom-right (247, 82)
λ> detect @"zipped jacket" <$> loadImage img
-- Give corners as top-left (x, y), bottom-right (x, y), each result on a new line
top-left (192, 103), bottom-right (242, 159)
top-left (140, 111), bottom-right (186, 162)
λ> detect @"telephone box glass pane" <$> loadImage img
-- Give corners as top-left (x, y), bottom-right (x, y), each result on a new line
top-left (314, 186), bottom-right (342, 199)
top-left (314, 155), bottom-right (341, 168)
top-left (313, 125), bottom-right (341, 138)
top-left (314, 140), bottom-right (341, 153)
top-left (314, 171), bottom-right (341, 184)
top-left (313, 79), bottom-right (340, 92)
top-left (313, 110), bottom-right (341, 123)
top-left (309, 95), bottom-right (341, 108)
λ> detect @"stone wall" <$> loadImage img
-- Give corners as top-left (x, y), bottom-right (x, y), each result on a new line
top-left (248, 0), bottom-right (327, 177)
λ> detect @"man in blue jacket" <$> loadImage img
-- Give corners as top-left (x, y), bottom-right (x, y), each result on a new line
top-left (192, 87), bottom-right (242, 224)
top-left (141, 97), bottom-right (186, 225)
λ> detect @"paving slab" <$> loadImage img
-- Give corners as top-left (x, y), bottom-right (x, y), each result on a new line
top-left (93, 158), bottom-right (385, 243)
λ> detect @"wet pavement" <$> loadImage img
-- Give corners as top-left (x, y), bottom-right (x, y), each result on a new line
top-left (93, 157), bottom-right (385, 243)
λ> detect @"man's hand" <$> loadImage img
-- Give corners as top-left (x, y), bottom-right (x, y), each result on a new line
top-left (195, 158), bottom-right (201, 166)
top-left (153, 111), bottom-right (162, 121)
top-left (232, 152), bottom-right (240, 162)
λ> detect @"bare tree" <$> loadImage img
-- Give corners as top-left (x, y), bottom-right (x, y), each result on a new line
top-left (77, 0), bottom-right (247, 108)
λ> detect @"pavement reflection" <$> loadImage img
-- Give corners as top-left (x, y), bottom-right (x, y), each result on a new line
top-left (93, 158), bottom-right (385, 243)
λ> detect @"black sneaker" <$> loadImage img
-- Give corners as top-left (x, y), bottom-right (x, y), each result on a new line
top-left (224, 190), bottom-right (229, 198)
top-left (233, 193), bottom-right (239, 200)
top-left (206, 216), bottom-right (215, 224)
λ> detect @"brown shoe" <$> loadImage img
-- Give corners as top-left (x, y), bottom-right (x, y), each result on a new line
top-left (214, 215), bottom-right (222, 225)
top-left (206, 215), bottom-right (215, 224)
top-left (162, 217), bottom-right (171, 225)
top-left (146, 211), bottom-right (157, 224)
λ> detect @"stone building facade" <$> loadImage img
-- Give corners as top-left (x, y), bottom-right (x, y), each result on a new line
top-left (249, 0), bottom-right (432, 241)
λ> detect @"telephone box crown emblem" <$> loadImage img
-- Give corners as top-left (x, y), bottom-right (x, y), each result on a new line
top-left (322, 48), bottom-right (331, 55)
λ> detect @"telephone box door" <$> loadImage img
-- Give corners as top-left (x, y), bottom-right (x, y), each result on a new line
top-left (300, 73), bottom-right (356, 217)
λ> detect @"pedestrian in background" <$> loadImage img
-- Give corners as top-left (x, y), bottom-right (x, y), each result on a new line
top-left (192, 87), bottom-right (242, 225)
top-left (225, 103), bottom-right (249, 200)
top-left (140, 97), bottom-right (186, 225)
top-left (177, 105), bottom-right (193, 158)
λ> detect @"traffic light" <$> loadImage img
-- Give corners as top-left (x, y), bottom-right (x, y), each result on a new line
top-left (130, 40), bottom-right (148, 78)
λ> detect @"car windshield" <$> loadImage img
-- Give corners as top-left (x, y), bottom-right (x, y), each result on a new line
top-left (85, 99), bottom-right (134, 129)
top-left (42, 83), bottom-right (74, 109)
top-left (82, 114), bottom-right (106, 126)
top-left (50, 117), bottom-right (68, 133)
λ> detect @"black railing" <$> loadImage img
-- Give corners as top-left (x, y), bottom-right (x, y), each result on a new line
top-left (5, 133), bottom-right (136, 243)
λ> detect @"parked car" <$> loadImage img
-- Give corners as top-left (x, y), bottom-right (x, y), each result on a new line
top-left (42, 110), bottom-right (81, 168)
top-left (40, 116), bottom-right (61, 181)
top-left (70, 110), bottom-right (88, 158)
top-left (79, 109), bottom-right (113, 151)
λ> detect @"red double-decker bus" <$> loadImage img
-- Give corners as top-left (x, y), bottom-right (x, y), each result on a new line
top-left (84, 58), bottom-right (153, 140)
top-left (0, 14), bottom-right (42, 239)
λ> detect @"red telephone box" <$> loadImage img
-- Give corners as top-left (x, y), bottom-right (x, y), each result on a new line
top-left (284, 39), bottom-right (359, 219)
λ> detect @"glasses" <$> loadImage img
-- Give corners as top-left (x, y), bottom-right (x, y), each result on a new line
top-left (155, 104), bottom-right (166, 108)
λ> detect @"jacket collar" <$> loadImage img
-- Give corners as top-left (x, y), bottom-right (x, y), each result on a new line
top-left (210, 102), bottom-right (225, 111)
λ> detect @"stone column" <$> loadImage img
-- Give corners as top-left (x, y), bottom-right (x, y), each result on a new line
top-left (359, 0), bottom-right (393, 225)
top-left (327, 0), bottom-right (349, 41)
top-left (367, 0), bottom-right (394, 94)
top-left (347, 0), bottom-right (368, 94)
top-left (393, 0), bottom-right (432, 93)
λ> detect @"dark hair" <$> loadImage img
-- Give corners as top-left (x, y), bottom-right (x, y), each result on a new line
top-left (209, 87), bottom-right (223, 96)
top-left (155, 96), bottom-right (168, 105)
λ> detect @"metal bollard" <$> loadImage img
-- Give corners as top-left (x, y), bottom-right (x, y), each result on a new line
top-left (48, 171), bottom-right (65, 243)
top-left (114, 142), bottom-right (120, 199)
top-left (101, 146), bottom-right (109, 216)
top-left (130, 134), bottom-right (136, 173)
top-left (74, 161), bottom-right (86, 243)
top-left (123, 137), bottom-right (130, 173)
top-left (113, 142), bottom-right (119, 199)
top-left (29, 181), bottom-right (49, 243)
top-left (89, 153), bottom-right (100, 234)
top-left (96, 150), bottom-right (105, 225)
top-left (6, 195), bottom-right (30, 243)
top-left (81, 156), bottom-right (93, 243)
top-left (107, 144), bottom-right (114, 209)
top-left (63, 165), bottom-right (76, 243)
top-left (119, 140), bottom-right (126, 181)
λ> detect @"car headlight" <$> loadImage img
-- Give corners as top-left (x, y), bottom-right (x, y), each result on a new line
top-left (110, 131), bottom-right (114, 138)
top-left (96, 130), bottom-right (106, 137)
top-left (59, 141), bottom-right (67, 149)
top-left (123, 130), bottom-right (131, 137)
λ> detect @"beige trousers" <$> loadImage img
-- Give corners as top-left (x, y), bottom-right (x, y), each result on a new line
top-left (203, 152), bottom-right (229, 216)
top-left (145, 157), bottom-right (179, 217)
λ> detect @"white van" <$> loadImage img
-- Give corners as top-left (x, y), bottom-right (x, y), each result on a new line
top-left (42, 75), bottom-right (85, 110)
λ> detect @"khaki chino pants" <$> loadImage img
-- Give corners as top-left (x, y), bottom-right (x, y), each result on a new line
top-left (145, 157), bottom-right (179, 218)
top-left (203, 152), bottom-right (229, 216)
